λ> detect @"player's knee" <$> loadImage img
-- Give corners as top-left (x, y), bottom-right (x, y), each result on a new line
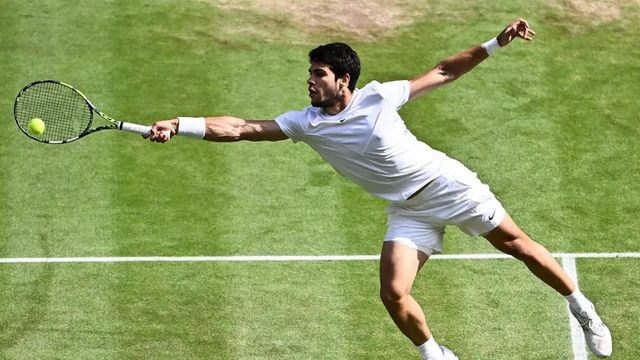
top-left (495, 237), bottom-right (538, 261)
top-left (379, 285), bottom-right (409, 308)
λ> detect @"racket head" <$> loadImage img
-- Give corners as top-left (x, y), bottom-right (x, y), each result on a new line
top-left (14, 80), bottom-right (94, 144)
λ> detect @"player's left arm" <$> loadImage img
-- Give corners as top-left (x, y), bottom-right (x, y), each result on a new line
top-left (408, 18), bottom-right (536, 100)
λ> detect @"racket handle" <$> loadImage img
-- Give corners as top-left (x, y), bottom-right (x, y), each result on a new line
top-left (119, 121), bottom-right (171, 139)
top-left (119, 121), bottom-right (152, 135)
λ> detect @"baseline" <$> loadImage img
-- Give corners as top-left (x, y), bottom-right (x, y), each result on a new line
top-left (0, 252), bottom-right (638, 263)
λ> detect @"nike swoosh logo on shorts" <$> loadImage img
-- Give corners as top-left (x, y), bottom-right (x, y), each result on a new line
top-left (488, 209), bottom-right (496, 221)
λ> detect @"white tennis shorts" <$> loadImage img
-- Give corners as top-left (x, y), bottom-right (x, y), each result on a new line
top-left (384, 158), bottom-right (506, 256)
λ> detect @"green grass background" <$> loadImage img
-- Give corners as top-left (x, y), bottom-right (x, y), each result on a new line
top-left (0, 0), bottom-right (638, 358)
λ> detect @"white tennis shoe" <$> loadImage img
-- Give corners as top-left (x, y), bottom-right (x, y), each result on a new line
top-left (570, 303), bottom-right (612, 358)
top-left (440, 345), bottom-right (459, 360)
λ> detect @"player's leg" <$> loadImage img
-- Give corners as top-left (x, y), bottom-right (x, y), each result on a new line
top-left (483, 213), bottom-right (612, 357)
top-left (379, 241), bottom-right (430, 344)
top-left (439, 155), bottom-right (610, 356)
top-left (483, 213), bottom-right (574, 295)
top-left (379, 241), bottom-right (458, 360)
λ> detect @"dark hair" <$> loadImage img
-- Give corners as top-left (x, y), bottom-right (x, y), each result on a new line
top-left (309, 42), bottom-right (361, 91)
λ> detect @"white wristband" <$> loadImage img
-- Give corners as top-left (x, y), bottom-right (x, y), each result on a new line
top-left (482, 37), bottom-right (500, 56)
top-left (177, 117), bottom-right (206, 139)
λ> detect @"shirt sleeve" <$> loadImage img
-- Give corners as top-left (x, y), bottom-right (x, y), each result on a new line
top-left (274, 110), bottom-right (305, 143)
top-left (377, 80), bottom-right (410, 109)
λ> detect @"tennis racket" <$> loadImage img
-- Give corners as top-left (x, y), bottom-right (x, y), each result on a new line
top-left (14, 80), bottom-right (162, 144)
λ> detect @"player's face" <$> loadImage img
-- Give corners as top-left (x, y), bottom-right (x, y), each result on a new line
top-left (307, 63), bottom-right (343, 108)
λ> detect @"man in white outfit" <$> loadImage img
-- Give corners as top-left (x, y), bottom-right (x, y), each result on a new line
top-left (148, 18), bottom-right (612, 359)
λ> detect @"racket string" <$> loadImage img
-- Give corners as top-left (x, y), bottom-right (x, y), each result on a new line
top-left (15, 81), bottom-right (93, 142)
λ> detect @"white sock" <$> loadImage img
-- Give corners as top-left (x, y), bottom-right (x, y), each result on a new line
top-left (416, 337), bottom-right (443, 360)
top-left (565, 289), bottom-right (591, 312)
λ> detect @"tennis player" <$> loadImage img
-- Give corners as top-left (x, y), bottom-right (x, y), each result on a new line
top-left (147, 18), bottom-right (612, 359)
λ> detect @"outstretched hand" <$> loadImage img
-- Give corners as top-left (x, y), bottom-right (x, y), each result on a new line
top-left (144, 119), bottom-right (177, 143)
top-left (497, 18), bottom-right (536, 47)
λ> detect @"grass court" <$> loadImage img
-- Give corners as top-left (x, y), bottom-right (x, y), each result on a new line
top-left (0, 1), bottom-right (638, 359)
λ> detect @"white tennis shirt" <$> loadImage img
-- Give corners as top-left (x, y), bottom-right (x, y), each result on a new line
top-left (275, 80), bottom-right (446, 202)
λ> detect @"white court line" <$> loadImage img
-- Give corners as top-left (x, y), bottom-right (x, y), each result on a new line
top-left (0, 252), bottom-right (638, 263)
top-left (562, 256), bottom-right (588, 360)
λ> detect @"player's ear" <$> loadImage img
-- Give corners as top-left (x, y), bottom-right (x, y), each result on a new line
top-left (339, 74), bottom-right (351, 90)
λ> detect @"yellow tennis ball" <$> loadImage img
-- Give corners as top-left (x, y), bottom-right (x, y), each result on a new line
top-left (28, 118), bottom-right (45, 135)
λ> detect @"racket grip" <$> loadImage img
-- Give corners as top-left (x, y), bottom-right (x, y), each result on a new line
top-left (119, 122), bottom-right (172, 139)
top-left (119, 121), bottom-right (152, 135)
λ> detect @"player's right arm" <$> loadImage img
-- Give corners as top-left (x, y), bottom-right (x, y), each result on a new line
top-left (147, 116), bottom-right (289, 143)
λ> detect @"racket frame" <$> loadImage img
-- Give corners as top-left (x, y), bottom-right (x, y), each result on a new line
top-left (14, 80), bottom-right (151, 144)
